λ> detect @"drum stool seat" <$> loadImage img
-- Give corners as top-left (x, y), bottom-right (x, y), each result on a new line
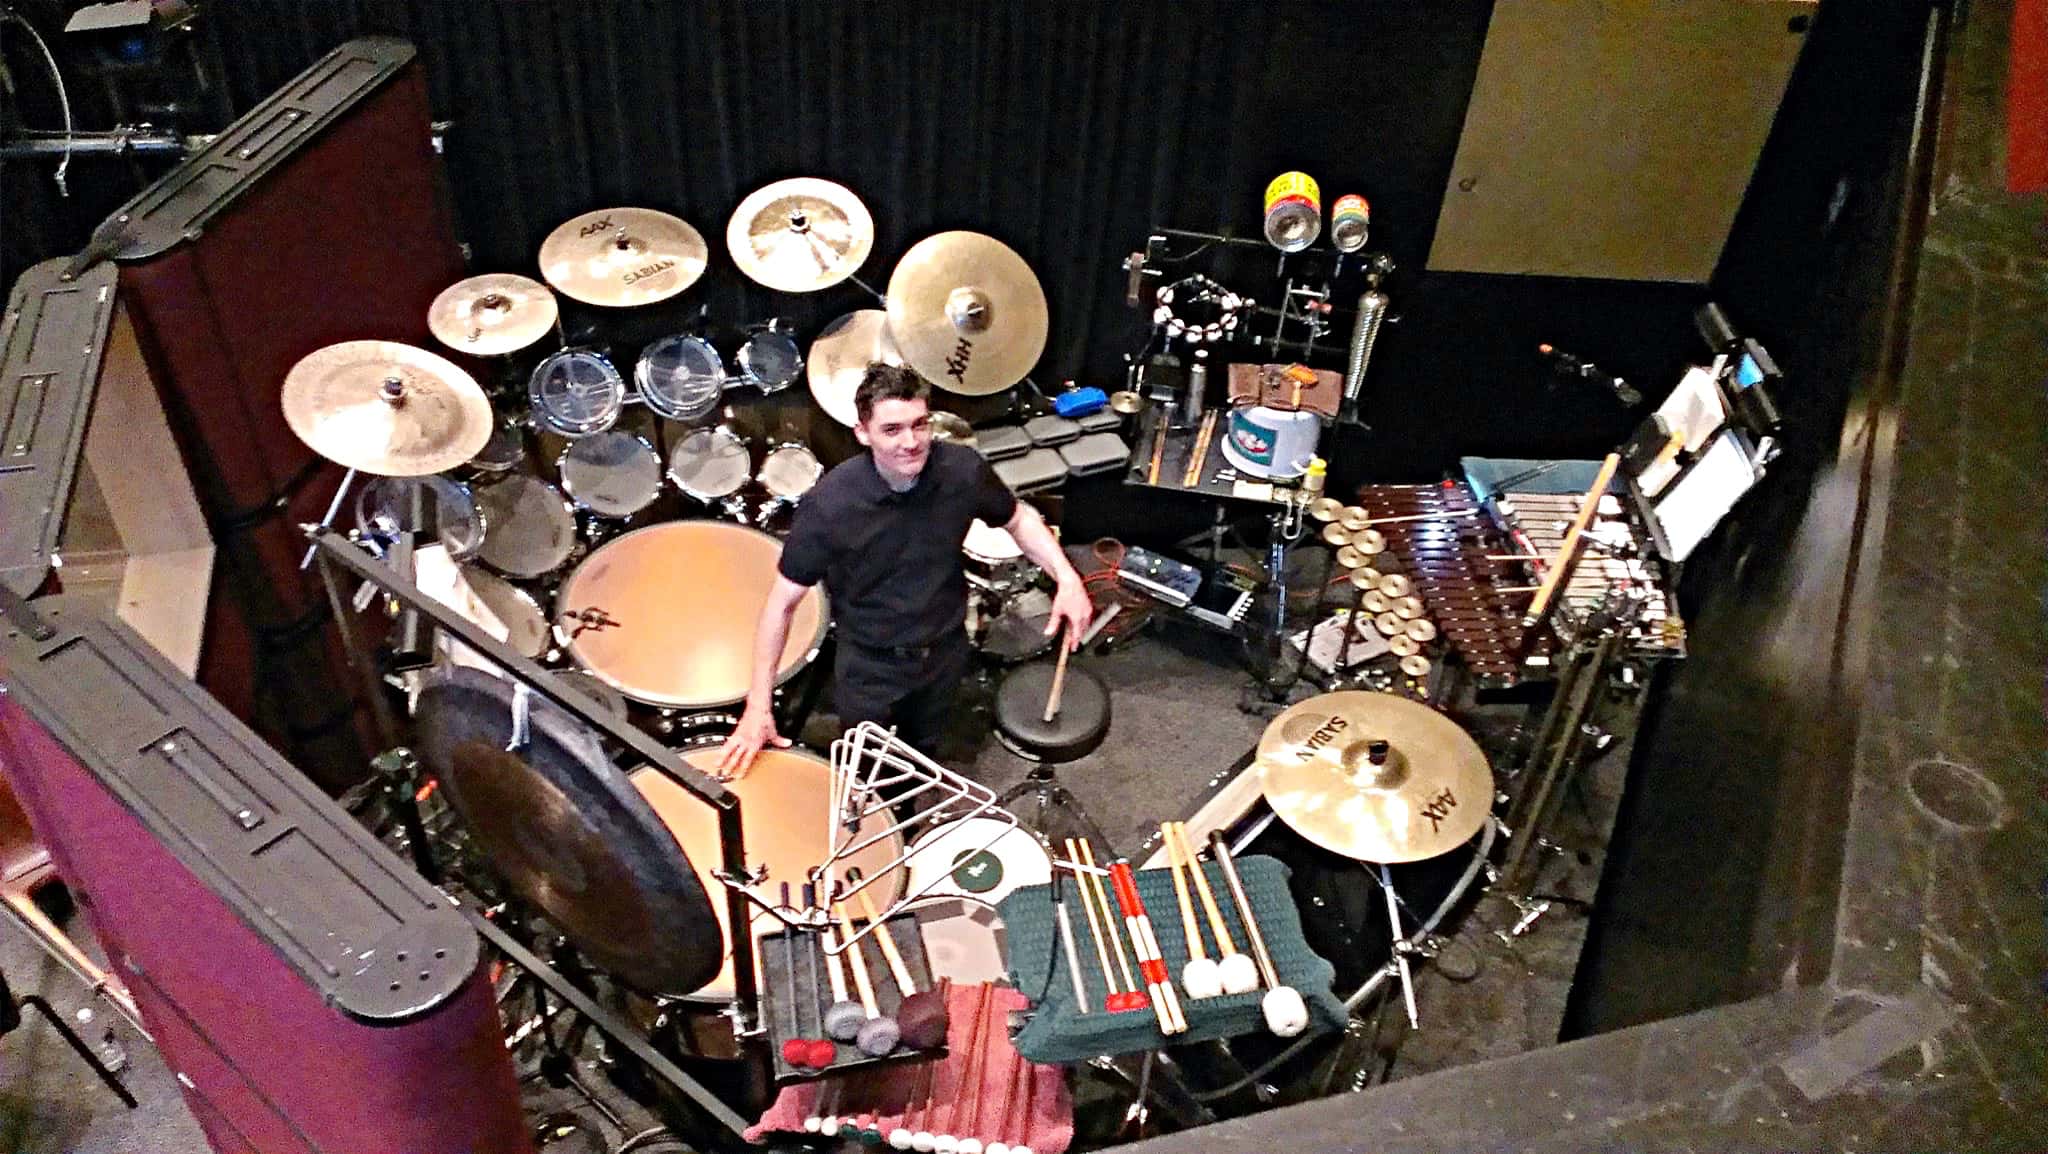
top-left (993, 662), bottom-right (1111, 763)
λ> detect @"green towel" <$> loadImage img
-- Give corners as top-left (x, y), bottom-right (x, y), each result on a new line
top-left (1000, 855), bottom-right (1345, 1063)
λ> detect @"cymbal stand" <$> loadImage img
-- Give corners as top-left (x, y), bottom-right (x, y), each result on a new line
top-left (1376, 865), bottom-right (1419, 1029)
top-left (297, 467), bottom-right (358, 569)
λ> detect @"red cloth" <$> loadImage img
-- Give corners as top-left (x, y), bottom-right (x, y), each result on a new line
top-left (748, 983), bottom-right (1073, 1151)
top-left (2013, 0), bottom-right (2048, 192)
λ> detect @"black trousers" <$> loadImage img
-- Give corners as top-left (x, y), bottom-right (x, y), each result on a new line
top-left (833, 630), bottom-right (973, 758)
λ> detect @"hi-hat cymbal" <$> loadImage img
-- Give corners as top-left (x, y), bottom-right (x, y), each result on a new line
top-left (540, 207), bottom-right (708, 307)
top-left (806, 309), bottom-right (903, 427)
top-left (886, 231), bottom-right (1048, 395)
top-left (727, 177), bottom-right (875, 293)
top-left (281, 341), bottom-right (493, 476)
top-left (428, 274), bottom-right (559, 356)
top-left (1256, 690), bottom-right (1492, 862)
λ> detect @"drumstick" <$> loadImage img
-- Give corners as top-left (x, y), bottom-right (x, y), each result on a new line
top-left (1010, 1050), bottom-right (1038, 1154)
top-left (834, 900), bottom-right (902, 1056)
top-left (889, 1053), bottom-right (935, 1148)
top-left (1074, 840), bottom-right (1147, 1014)
top-left (1041, 628), bottom-right (1073, 722)
top-left (1208, 831), bottom-right (1309, 1038)
top-left (1170, 823), bottom-right (1258, 995)
top-left (984, 1048), bottom-right (1020, 1154)
top-left (821, 923), bottom-right (866, 1043)
top-left (1062, 840), bottom-right (1122, 1012)
top-left (935, 984), bottom-right (992, 1154)
top-left (950, 985), bottom-right (996, 1154)
top-left (1181, 408), bottom-right (1217, 487)
top-left (1055, 882), bottom-right (1090, 1012)
top-left (1106, 857), bottom-right (1188, 1035)
top-left (1162, 824), bottom-right (1222, 999)
top-left (1146, 414), bottom-right (1167, 484)
top-left (1522, 451), bottom-right (1620, 627)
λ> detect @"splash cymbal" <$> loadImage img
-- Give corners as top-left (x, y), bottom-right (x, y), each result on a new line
top-left (281, 341), bottom-right (493, 476)
top-left (886, 231), bottom-right (1048, 395)
top-left (428, 274), bottom-right (559, 356)
top-left (806, 309), bottom-right (903, 427)
top-left (727, 177), bottom-right (875, 293)
top-left (1256, 691), bottom-right (1491, 862)
top-left (540, 207), bottom-right (708, 307)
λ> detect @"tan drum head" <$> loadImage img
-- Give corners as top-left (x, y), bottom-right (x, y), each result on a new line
top-left (629, 747), bottom-right (905, 1002)
top-left (556, 522), bottom-right (828, 708)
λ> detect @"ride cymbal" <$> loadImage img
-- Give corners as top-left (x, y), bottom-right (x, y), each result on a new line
top-left (540, 207), bottom-right (708, 307)
top-left (806, 309), bottom-right (903, 427)
top-left (281, 340), bottom-right (493, 476)
top-left (886, 231), bottom-right (1048, 395)
top-left (428, 273), bottom-right (559, 356)
top-left (1255, 691), bottom-right (1491, 862)
top-left (727, 177), bottom-right (875, 293)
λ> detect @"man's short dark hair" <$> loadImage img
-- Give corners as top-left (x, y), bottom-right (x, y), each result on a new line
top-left (854, 363), bottom-right (930, 423)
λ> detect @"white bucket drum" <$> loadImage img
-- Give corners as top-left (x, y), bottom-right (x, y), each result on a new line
top-left (529, 348), bottom-right (625, 437)
top-left (963, 518), bottom-right (1036, 594)
top-left (473, 474), bottom-right (580, 579)
top-left (757, 443), bottom-right (823, 503)
top-left (736, 329), bottom-right (802, 393)
top-left (627, 746), bottom-right (904, 1004)
top-left (635, 334), bottom-right (726, 423)
top-left (667, 426), bottom-right (752, 508)
top-left (554, 521), bottom-right (828, 709)
top-left (904, 817), bottom-right (1053, 906)
top-left (1221, 404), bottom-right (1321, 480)
top-left (558, 429), bottom-right (662, 519)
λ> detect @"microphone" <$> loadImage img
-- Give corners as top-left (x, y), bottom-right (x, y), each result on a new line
top-left (1537, 344), bottom-right (1642, 407)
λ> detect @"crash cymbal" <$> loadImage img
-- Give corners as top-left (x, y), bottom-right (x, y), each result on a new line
top-left (1256, 690), bottom-right (1492, 862)
top-left (1339, 506), bottom-right (1371, 531)
top-left (1401, 654), bottom-right (1432, 678)
top-left (1352, 528), bottom-right (1387, 555)
top-left (281, 341), bottom-right (493, 476)
top-left (540, 207), bottom-right (708, 307)
top-left (1309, 497), bottom-right (1345, 523)
top-left (1322, 523), bottom-right (1351, 547)
top-left (726, 177), bottom-right (875, 293)
top-left (1375, 611), bottom-right (1405, 637)
top-left (1405, 618), bottom-right (1438, 642)
top-left (1393, 595), bottom-right (1426, 620)
top-left (806, 309), bottom-right (903, 427)
top-left (1387, 633), bottom-right (1421, 657)
top-left (1336, 545), bottom-right (1369, 569)
top-left (886, 231), bottom-right (1048, 395)
top-left (1349, 567), bottom-right (1384, 590)
top-left (1376, 573), bottom-right (1412, 598)
top-left (428, 273), bottom-right (559, 356)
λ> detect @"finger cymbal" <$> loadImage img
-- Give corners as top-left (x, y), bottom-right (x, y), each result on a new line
top-left (1393, 595), bottom-right (1426, 620)
top-left (1405, 618), bottom-right (1438, 642)
top-left (281, 341), bottom-right (493, 476)
top-left (1256, 691), bottom-right (1492, 862)
top-left (540, 207), bottom-right (708, 307)
top-left (1336, 545), bottom-right (1369, 569)
top-left (1309, 497), bottom-right (1344, 523)
top-left (886, 231), bottom-right (1048, 395)
top-left (428, 274), bottom-right (559, 356)
top-left (1401, 654), bottom-right (1432, 678)
top-left (727, 177), bottom-right (875, 293)
top-left (1376, 573), bottom-right (1412, 598)
top-left (806, 309), bottom-right (903, 427)
top-left (1349, 567), bottom-right (1384, 591)
top-left (1322, 523), bottom-right (1352, 548)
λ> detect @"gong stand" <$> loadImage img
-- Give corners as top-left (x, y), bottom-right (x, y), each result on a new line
top-left (306, 526), bottom-right (758, 1143)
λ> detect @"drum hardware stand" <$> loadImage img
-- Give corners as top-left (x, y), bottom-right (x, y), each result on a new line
top-left (298, 467), bottom-right (359, 569)
top-left (368, 747), bottom-right (441, 882)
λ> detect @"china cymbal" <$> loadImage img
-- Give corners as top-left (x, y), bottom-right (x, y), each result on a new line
top-left (806, 309), bottom-right (903, 427)
top-left (1309, 497), bottom-right (1344, 523)
top-left (1322, 523), bottom-right (1351, 547)
top-left (727, 177), bottom-right (875, 293)
top-left (886, 231), bottom-right (1048, 395)
top-left (1256, 690), bottom-right (1491, 862)
top-left (540, 207), bottom-right (708, 307)
top-left (281, 341), bottom-right (493, 476)
top-left (428, 274), bottom-right (559, 356)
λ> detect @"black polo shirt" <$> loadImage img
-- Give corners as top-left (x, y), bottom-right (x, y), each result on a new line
top-left (778, 441), bottom-right (1018, 650)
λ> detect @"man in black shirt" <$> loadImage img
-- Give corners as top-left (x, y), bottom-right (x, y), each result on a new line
top-left (717, 364), bottom-right (1091, 772)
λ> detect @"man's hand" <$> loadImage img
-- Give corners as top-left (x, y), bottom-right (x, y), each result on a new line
top-left (1045, 577), bottom-right (1094, 651)
top-left (716, 705), bottom-right (790, 776)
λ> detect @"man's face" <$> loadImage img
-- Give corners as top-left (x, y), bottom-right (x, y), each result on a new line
top-left (855, 396), bottom-right (933, 479)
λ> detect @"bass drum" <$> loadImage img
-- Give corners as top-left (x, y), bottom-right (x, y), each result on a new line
top-left (627, 746), bottom-right (905, 1004)
top-left (554, 521), bottom-right (828, 709)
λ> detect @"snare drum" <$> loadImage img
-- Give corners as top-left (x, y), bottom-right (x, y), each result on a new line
top-left (461, 567), bottom-right (551, 658)
top-left (627, 746), bottom-right (904, 1003)
top-left (736, 329), bottom-right (802, 393)
top-left (980, 587), bottom-right (1054, 664)
top-left (555, 521), bottom-right (829, 709)
top-left (757, 443), bottom-right (822, 503)
top-left (635, 334), bottom-right (725, 423)
top-left (667, 426), bottom-right (752, 507)
top-left (963, 518), bottom-right (1036, 593)
top-left (474, 474), bottom-right (580, 579)
top-left (529, 348), bottom-right (625, 437)
top-left (558, 429), bottom-right (662, 519)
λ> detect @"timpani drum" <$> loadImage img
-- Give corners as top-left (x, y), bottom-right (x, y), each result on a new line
top-left (554, 521), bottom-right (828, 709)
top-left (627, 746), bottom-right (905, 1003)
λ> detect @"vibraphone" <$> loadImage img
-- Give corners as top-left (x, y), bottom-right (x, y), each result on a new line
top-left (1491, 490), bottom-right (1681, 657)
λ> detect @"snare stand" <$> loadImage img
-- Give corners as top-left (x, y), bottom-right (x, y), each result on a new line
top-left (998, 762), bottom-right (1113, 853)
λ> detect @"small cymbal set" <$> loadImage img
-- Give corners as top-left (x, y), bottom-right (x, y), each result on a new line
top-left (1308, 497), bottom-right (1453, 684)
